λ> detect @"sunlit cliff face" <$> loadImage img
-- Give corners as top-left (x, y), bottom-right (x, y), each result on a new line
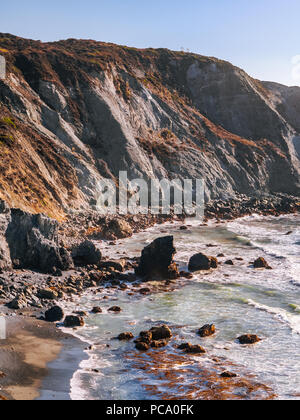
top-left (0, 34), bottom-right (299, 218)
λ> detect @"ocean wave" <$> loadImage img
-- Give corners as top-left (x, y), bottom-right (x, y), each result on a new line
top-left (227, 215), bottom-right (300, 265)
top-left (246, 299), bottom-right (300, 335)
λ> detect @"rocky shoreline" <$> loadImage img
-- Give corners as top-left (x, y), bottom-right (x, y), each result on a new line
top-left (0, 194), bottom-right (299, 314)
top-left (0, 194), bottom-right (299, 399)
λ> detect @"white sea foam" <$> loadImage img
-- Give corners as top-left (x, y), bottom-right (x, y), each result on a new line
top-left (246, 299), bottom-right (300, 335)
top-left (227, 214), bottom-right (300, 285)
top-left (56, 213), bottom-right (300, 400)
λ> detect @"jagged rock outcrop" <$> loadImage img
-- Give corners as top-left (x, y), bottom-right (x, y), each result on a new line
top-left (0, 201), bottom-right (12, 270)
top-left (135, 236), bottom-right (179, 280)
top-left (0, 199), bottom-right (73, 273)
top-left (72, 240), bottom-right (102, 266)
top-left (0, 34), bottom-right (299, 218)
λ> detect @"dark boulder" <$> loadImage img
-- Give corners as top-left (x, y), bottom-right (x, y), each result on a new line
top-left (135, 342), bottom-right (150, 351)
top-left (135, 327), bottom-right (171, 348)
top-left (151, 339), bottom-right (168, 348)
top-left (188, 253), bottom-right (218, 271)
top-left (72, 240), bottom-right (102, 266)
top-left (91, 307), bottom-right (103, 314)
top-left (74, 311), bottom-right (88, 317)
top-left (150, 325), bottom-right (172, 340)
top-left (118, 332), bottom-right (134, 341)
top-left (45, 306), bottom-right (64, 322)
top-left (137, 331), bottom-right (153, 344)
top-left (180, 271), bottom-right (194, 279)
top-left (220, 371), bottom-right (238, 378)
top-left (238, 334), bottom-right (261, 345)
top-left (185, 344), bottom-right (206, 354)
top-left (5, 208), bottom-right (73, 273)
top-left (64, 315), bottom-right (85, 328)
top-left (108, 306), bottom-right (122, 313)
top-left (139, 287), bottom-right (151, 295)
top-left (198, 324), bottom-right (216, 337)
top-left (135, 236), bottom-right (179, 280)
top-left (178, 342), bottom-right (192, 350)
top-left (253, 257), bottom-right (271, 269)
top-left (37, 288), bottom-right (58, 300)
top-left (99, 259), bottom-right (126, 272)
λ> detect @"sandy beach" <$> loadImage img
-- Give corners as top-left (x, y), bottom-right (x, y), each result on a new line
top-left (0, 312), bottom-right (87, 400)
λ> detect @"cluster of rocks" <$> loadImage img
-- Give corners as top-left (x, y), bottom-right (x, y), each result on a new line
top-left (56, 194), bottom-right (299, 257)
top-left (116, 325), bottom-right (173, 351)
top-left (0, 192), bottom-right (297, 316)
top-left (43, 303), bottom-right (124, 328)
top-left (0, 224), bottom-right (275, 312)
top-left (0, 200), bottom-right (144, 310)
top-left (0, 198), bottom-right (180, 276)
top-left (205, 194), bottom-right (300, 221)
top-left (116, 323), bottom-right (261, 364)
top-left (0, 256), bottom-right (136, 311)
top-left (58, 210), bottom-right (178, 246)
top-left (44, 305), bottom-right (84, 328)
top-left (134, 325), bottom-right (173, 351)
top-left (133, 234), bottom-right (273, 283)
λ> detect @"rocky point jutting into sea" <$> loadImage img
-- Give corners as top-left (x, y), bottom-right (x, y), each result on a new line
top-left (0, 34), bottom-right (300, 400)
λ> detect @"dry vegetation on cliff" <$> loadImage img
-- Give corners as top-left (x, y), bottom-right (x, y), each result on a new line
top-left (0, 33), bottom-right (299, 218)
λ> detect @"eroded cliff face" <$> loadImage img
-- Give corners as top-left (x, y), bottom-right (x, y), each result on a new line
top-left (0, 34), bottom-right (299, 217)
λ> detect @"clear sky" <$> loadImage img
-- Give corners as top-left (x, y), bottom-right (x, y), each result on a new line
top-left (1, 0), bottom-right (300, 86)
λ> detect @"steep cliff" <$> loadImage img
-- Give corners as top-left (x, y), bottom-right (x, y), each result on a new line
top-left (0, 34), bottom-right (299, 217)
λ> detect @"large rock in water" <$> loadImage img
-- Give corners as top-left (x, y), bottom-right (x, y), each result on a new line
top-left (188, 253), bottom-right (218, 271)
top-left (4, 206), bottom-right (73, 273)
top-left (135, 236), bottom-right (179, 280)
top-left (72, 240), bottom-right (102, 266)
top-left (238, 334), bottom-right (261, 345)
top-left (198, 324), bottom-right (216, 337)
top-left (150, 325), bottom-right (172, 340)
top-left (253, 257), bottom-right (271, 269)
top-left (64, 315), bottom-right (85, 328)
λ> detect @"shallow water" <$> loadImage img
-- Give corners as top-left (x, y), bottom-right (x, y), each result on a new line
top-left (64, 214), bottom-right (300, 400)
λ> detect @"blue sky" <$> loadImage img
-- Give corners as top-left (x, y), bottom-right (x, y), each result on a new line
top-left (1, 0), bottom-right (300, 86)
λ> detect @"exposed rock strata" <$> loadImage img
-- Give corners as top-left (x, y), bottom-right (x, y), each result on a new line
top-left (0, 200), bottom-right (73, 273)
top-left (0, 34), bottom-right (299, 218)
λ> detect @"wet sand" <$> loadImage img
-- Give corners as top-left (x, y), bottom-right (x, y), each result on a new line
top-left (0, 313), bottom-right (87, 400)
